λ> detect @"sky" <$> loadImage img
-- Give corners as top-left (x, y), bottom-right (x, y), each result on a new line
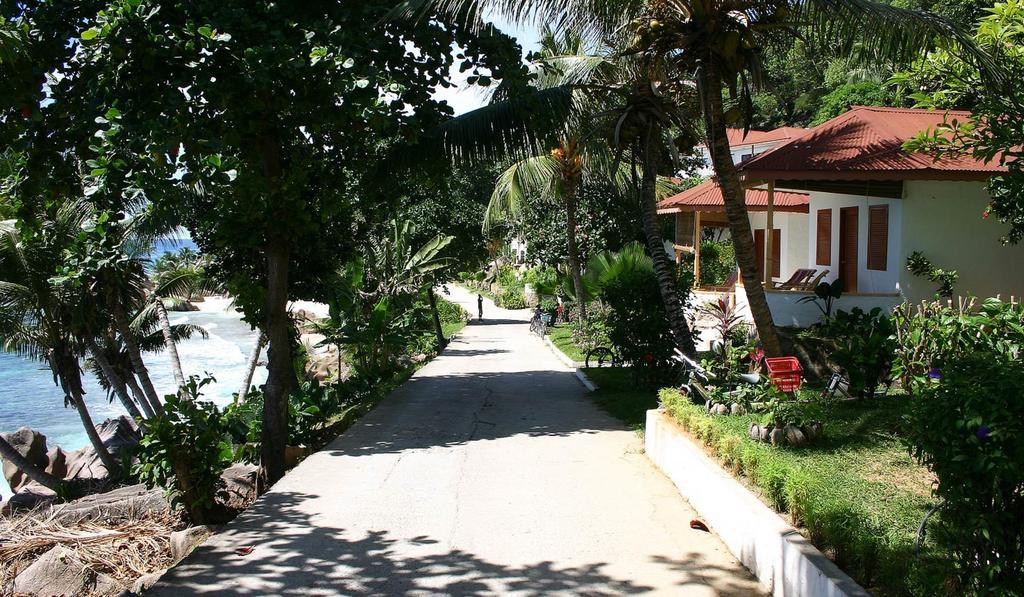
top-left (433, 15), bottom-right (542, 115)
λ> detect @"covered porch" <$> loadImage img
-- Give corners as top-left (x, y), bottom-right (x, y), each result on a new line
top-left (658, 180), bottom-right (815, 292)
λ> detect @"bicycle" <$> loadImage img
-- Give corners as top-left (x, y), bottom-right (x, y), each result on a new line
top-left (671, 349), bottom-right (761, 403)
top-left (530, 312), bottom-right (552, 337)
top-left (584, 346), bottom-right (621, 368)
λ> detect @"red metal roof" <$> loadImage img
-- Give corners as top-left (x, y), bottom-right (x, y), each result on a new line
top-left (725, 126), bottom-right (807, 147)
top-left (658, 180), bottom-right (810, 214)
top-left (741, 106), bottom-right (1007, 181)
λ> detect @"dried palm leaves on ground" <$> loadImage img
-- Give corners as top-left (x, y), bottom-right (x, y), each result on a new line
top-left (0, 504), bottom-right (182, 592)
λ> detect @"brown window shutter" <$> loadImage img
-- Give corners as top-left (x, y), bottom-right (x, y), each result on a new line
top-left (771, 228), bottom-right (781, 277)
top-left (816, 209), bottom-right (832, 266)
top-left (867, 205), bottom-right (889, 271)
top-left (754, 229), bottom-right (765, 279)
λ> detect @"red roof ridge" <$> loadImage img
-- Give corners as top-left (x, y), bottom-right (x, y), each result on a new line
top-left (738, 105), bottom-right (1005, 180)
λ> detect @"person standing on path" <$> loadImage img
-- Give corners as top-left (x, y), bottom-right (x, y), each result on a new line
top-left (477, 294), bottom-right (484, 320)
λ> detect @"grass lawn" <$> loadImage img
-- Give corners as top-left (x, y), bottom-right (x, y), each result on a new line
top-left (583, 367), bottom-right (658, 433)
top-left (548, 324), bottom-right (586, 363)
top-left (659, 389), bottom-right (946, 596)
top-left (442, 318), bottom-right (467, 339)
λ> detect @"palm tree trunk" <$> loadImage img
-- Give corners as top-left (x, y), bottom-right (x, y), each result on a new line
top-left (639, 124), bottom-right (698, 358)
top-left (427, 287), bottom-right (446, 350)
top-left (86, 338), bottom-right (145, 422)
top-left (125, 373), bottom-right (156, 419)
top-left (698, 63), bottom-right (783, 357)
top-left (238, 332), bottom-right (267, 402)
top-left (57, 350), bottom-right (120, 477)
top-left (563, 182), bottom-right (588, 321)
top-left (262, 236), bottom-right (296, 484)
top-left (112, 301), bottom-right (163, 413)
top-left (0, 434), bottom-right (66, 493)
top-left (154, 298), bottom-right (186, 392)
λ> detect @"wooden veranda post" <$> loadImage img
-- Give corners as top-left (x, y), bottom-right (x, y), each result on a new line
top-left (765, 180), bottom-right (775, 285)
top-left (693, 211), bottom-right (702, 288)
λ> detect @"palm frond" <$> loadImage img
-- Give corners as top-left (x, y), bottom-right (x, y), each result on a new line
top-left (485, 154), bottom-right (561, 232)
top-left (426, 86), bottom-right (577, 164)
top-left (796, 0), bottom-right (1004, 85)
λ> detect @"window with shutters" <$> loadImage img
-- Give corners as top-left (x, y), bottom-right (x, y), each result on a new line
top-left (816, 209), bottom-right (832, 266)
top-left (867, 205), bottom-right (889, 271)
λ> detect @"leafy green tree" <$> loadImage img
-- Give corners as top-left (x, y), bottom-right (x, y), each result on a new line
top-left (72, 1), bottom-right (527, 483)
top-left (898, 0), bottom-right (1024, 244)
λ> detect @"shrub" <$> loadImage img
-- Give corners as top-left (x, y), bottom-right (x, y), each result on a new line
top-left (523, 265), bottom-right (559, 290)
top-left (818, 307), bottom-right (896, 397)
top-left (225, 379), bottom-right (346, 461)
top-left (906, 250), bottom-right (958, 298)
top-left (600, 256), bottom-right (676, 384)
top-left (435, 295), bottom-right (469, 326)
top-left (134, 376), bottom-right (234, 523)
top-left (893, 297), bottom-right (1024, 392)
top-left (496, 264), bottom-right (521, 290)
top-left (498, 287), bottom-right (527, 309)
top-left (697, 239), bottom-right (735, 286)
top-left (569, 301), bottom-right (611, 352)
top-left (905, 355), bottom-right (1024, 593)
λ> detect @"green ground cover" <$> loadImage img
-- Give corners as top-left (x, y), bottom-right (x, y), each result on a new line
top-left (548, 324), bottom-right (586, 363)
top-left (658, 389), bottom-right (946, 596)
top-left (583, 367), bottom-right (658, 433)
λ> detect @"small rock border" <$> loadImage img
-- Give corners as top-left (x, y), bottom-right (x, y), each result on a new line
top-left (748, 421), bottom-right (824, 447)
top-left (705, 400), bottom-right (748, 416)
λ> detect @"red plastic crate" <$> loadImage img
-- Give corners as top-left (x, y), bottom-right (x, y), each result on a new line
top-left (765, 356), bottom-right (804, 393)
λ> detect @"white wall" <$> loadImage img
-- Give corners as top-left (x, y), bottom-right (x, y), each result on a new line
top-left (805, 191), bottom-right (903, 294)
top-left (748, 211), bottom-right (810, 284)
top-left (693, 140), bottom-right (785, 177)
top-left (900, 181), bottom-right (1024, 303)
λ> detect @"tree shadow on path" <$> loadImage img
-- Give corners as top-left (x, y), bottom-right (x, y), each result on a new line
top-left (153, 490), bottom-right (758, 596)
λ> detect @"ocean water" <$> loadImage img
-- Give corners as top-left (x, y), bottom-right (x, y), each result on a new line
top-left (0, 238), bottom-right (267, 500)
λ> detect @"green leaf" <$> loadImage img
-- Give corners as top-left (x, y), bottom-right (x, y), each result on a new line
top-left (198, 26), bottom-right (213, 38)
top-left (81, 28), bottom-right (101, 41)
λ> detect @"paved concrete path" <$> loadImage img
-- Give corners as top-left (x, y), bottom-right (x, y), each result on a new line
top-left (153, 286), bottom-right (761, 596)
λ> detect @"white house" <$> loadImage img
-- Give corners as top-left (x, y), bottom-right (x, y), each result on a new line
top-left (693, 126), bottom-right (807, 176)
top-left (660, 106), bottom-right (1023, 326)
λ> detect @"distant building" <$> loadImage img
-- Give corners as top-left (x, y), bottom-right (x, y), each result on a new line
top-left (661, 106), bottom-right (1022, 326)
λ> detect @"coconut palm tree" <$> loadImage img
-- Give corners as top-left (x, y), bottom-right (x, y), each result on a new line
top-left (149, 254), bottom-right (222, 392)
top-left (403, 20), bottom-right (701, 351)
top-left (398, 0), bottom-right (998, 357)
top-left (0, 203), bottom-right (120, 477)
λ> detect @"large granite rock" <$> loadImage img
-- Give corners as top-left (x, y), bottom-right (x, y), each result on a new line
top-left (170, 525), bottom-right (214, 561)
top-left (218, 463), bottom-right (259, 509)
top-left (1, 427), bottom-right (49, 493)
top-left (12, 545), bottom-right (121, 596)
top-left (44, 446), bottom-right (69, 479)
top-left (3, 417), bottom-right (142, 514)
top-left (3, 482), bottom-right (57, 513)
top-left (64, 416), bottom-right (141, 484)
top-left (54, 483), bottom-right (170, 524)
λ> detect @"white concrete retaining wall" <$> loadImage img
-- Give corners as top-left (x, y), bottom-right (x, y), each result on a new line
top-left (645, 409), bottom-right (869, 597)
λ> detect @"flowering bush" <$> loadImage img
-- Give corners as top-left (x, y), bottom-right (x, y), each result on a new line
top-left (904, 355), bottom-right (1024, 593)
top-left (896, 298), bottom-right (1024, 591)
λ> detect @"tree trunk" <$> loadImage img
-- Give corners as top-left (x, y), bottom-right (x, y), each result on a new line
top-left (698, 64), bottom-right (783, 357)
top-left (0, 434), bottom-right (66, 493)
top-left (562, 182), bottom-right (588, 321)
top-left (427, 287), bottom-right (446, 350)
top-left (112, 301), bottom-right (163, 413)
top-left (125, 372), bottom-right (156, 419)
top-left (86, 338), bottom-right (145, 422)
top-left (639, 124), bottom-right (698, 358)
top-left (57, 349), bottom-right (120, 477)
top-left (262, 236), bottom-right (295, 485)
top-left (154, 298), bottom-right (186, 392)
top-left (238, 332), bottom-right (267, 402)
